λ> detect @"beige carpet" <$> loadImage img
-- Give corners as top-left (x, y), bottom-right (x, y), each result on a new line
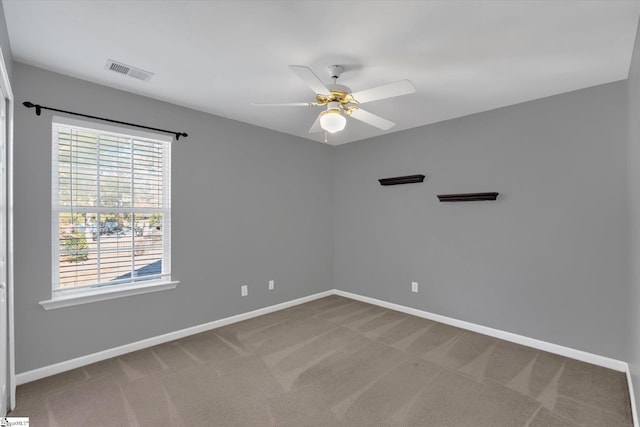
top-left (10, 295), bottom-right (633, 426)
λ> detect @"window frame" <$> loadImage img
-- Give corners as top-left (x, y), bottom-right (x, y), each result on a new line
top-left (40, 116), bottom-right (177, 310)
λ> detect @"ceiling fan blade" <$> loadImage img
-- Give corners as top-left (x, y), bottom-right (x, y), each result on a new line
top-left (349, 108), bottom-right (396, 130)
top-left (308, 112), bottom-right (323, 133)
top-left (251, 102), bottom-right (316, 107)
top-left (350, 80), bottom-right (416, 104)
top-left (289, 65), bottom-right (333, 96)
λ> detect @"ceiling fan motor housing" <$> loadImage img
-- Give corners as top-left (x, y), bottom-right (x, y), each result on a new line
top-left (327, 84), bottom-right (351, 94)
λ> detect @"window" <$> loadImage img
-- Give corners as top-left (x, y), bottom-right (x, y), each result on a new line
top-left (44, 116), bottom-right (175, 309)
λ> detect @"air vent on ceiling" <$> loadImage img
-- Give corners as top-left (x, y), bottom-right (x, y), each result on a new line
top-left (105, 59), bottom-right (154, 81)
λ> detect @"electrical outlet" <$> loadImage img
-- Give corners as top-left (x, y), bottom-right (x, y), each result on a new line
top-left (241, 285), bottom-right (248, 296)
top-left (269, 280), bottom-right (274, 290)
top-left (411, 282), bottom-right (419, 293)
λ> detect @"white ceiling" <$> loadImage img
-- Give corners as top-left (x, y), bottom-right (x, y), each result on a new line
top-left (3, 0), bottom-right (640, 145)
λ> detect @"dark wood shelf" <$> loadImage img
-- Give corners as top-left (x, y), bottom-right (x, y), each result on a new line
top-left (378, 175), bottom-right (425, 186)
top-left (437, 192), bottom-right (499, 202)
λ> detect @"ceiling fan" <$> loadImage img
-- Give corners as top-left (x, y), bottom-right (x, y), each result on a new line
top-left (252, 65), bottom-right (416, 134)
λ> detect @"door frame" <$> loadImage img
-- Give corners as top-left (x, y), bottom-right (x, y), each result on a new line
top-left (0, 46), bottom-right (15, 411)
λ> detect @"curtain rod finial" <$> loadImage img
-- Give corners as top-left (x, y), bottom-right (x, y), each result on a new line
top-left (23, 102), bottom-right (41, 116)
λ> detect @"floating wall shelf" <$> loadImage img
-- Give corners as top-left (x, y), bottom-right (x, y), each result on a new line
top-left (378, 175), bottom-right (425, 186)
top-left (437, 192), bottom-right (499, 202)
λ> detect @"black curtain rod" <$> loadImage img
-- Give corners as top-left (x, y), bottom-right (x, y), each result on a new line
top-left (22, 101), bottom-right (188, 140)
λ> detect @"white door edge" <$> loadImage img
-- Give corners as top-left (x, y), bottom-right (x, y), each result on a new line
top-left (0, 43), bottom-right (15, 413)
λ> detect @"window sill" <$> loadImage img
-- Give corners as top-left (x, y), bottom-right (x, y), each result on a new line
top-left (39, 280), bottom-right (179, 310)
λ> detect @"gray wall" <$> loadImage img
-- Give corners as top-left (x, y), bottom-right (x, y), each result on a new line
top-left (10, 60), bottom-right (634, 374)
top-left (12, 63), bottom-right (334, 373)
top-left (627, 14), bottom-right (640, 412)
top-left (334, 81), bottom-right (629, 360)
top-left (0, 2), bottom-right (12, 80)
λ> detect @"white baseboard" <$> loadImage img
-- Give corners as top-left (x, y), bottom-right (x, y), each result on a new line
top-left (334, 290), bottom-right (628, 372)
top-left (15, 287), bottom-right (637, 427)
top-left (15, 290), bottom-right (333, 385)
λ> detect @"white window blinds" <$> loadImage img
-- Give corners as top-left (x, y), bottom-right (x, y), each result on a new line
top-left (52, 117), bottom-right (172, 295)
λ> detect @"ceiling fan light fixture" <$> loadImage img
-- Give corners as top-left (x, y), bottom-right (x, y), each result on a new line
top-left (320, 110), bottom-right (346, 133)
top-left (320, 102), bottom-right (346, 133)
